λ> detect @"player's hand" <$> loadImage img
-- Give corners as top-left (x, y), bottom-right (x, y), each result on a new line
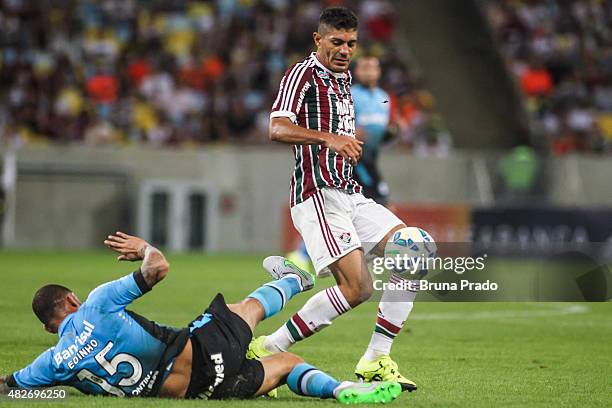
top-left (324, 133), bottom-right (363, 164)
top-left (104, 231), bottom-right (148, 261)
top-left (0, 376), bottom-right (9, 394)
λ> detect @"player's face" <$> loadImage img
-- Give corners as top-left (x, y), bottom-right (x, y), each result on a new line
top-left (314, 28), bottom-right (358, 73)
top-left (356, 58), bottom-right (381, 87)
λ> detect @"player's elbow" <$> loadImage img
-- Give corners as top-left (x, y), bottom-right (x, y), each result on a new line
top-left (269, 118), bottom-right (289, 142)
top-left (269, 122), bottom-right (281, 142)
top-left (160, 260), bottom-right (170, 275)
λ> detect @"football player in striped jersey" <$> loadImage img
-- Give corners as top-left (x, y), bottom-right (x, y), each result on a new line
top-left (250, 6), bottom-right (422, 394)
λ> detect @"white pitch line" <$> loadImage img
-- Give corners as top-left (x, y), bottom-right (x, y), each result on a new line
top-left (408, 304), bottom-right (589, 321)
top-left (342, 304), bottom-right (593, 323)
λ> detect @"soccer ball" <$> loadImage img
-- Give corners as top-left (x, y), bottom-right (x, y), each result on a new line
top-left (384, 227), bottom-right (437, 276)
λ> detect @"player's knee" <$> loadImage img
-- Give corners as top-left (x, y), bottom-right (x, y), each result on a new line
top-left (279, 352), bottom-right (304, 371)
top-left (358, 281), bottom-right (374, 303)
top-left (340, 278), bottom-right (373, 306)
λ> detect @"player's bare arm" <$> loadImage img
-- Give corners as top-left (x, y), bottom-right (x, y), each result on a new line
top-left (270, 117), bottom-right (363, 163)
top-left (104, 232), bottom-right (169, 288)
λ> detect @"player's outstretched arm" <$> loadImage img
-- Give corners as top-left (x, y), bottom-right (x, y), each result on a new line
top-left (270, 117), bottom-right (363, 163)
top-left (104, 232), bottom-right (169, 289)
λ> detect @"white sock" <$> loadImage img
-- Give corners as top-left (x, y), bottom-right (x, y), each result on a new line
top-left (363, 274), bottom-right (417, 361)
top-left (264, 286), bottom-right (351, 352)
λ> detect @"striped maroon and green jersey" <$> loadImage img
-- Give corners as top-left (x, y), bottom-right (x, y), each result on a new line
top-left (270, 52), bottom-right (362, 207)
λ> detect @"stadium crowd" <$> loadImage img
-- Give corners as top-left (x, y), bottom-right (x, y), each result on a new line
top-left (0, 0), bottom-right (450, 154)
top-left (483, 0), bottom-right (612, 154)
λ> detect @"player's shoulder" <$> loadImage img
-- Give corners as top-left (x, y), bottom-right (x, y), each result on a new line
top-left (351, 83), bottom-right (366, 94)
top-left (83, 283), bottom-right (112, 310)
top-left (376, 87), bottom-right (390, 99)
top-left (350, 84), bottom-right (372, 101)
top-left (84, 272), bottom-right (137, 306)
top-left (85, 280), bottom-right (110, 301)
top-left (283, 56), bottom-right (316, 81)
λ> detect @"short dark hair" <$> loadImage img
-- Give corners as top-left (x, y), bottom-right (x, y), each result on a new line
top-left (319, 7), bottom-right (358, 33)
top-left (32, 284), bottom-right (71, 326)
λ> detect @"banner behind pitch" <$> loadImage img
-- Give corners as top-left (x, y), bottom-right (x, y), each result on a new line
top-left (472, 207), bottom-right (612, 257)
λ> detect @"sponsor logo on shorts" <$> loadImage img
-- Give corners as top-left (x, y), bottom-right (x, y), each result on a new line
top-left (198, 352), bottom-right (225, 399)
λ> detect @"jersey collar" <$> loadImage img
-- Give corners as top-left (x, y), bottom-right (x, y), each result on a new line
top-left (310, 52), bottom-right (347, 79)
top-left (57, 313), bottom-right (75, 336)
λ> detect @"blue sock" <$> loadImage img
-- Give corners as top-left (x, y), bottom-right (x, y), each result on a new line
top-left (287, 363), bottom-right (340, 399)
top-left (298, 240), bottom-right (309, 259)
top-left (248, 276), bottom-right (302, 319)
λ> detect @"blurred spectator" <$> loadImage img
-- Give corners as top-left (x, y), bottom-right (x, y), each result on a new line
top-left (84, 120), bottom-right (121, 146)
top-left (127, 59), bottom-right (152, 86)
top-left (0, 0), bottom-right (441, 149)
top-left (392, 88), bottom-right (452, 156)
top-left (483, 0), bottom-right (612, 154)
top-left (520, 59), bottom-right (553, 96)
top-left (495, 145), bottom-right (546, 203)
top-left (86, 73), bottom-right (118, 104)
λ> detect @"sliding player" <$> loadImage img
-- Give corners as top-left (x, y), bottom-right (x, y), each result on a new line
top-left (0, 232), bottom-right (401, 404)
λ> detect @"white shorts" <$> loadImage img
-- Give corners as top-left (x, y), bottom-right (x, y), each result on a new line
top-left (291, 188), bottom-right (404, 277)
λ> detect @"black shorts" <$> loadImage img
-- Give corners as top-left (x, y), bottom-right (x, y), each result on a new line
top-left (185, 293), bottom-right (264, 400)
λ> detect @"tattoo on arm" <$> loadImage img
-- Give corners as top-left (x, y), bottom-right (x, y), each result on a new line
top-left (139, 245), bottom-right (169, 288)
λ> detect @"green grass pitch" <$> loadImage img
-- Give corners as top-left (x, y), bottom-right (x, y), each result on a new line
top-left (0, 251), bottom-right (610, 407)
